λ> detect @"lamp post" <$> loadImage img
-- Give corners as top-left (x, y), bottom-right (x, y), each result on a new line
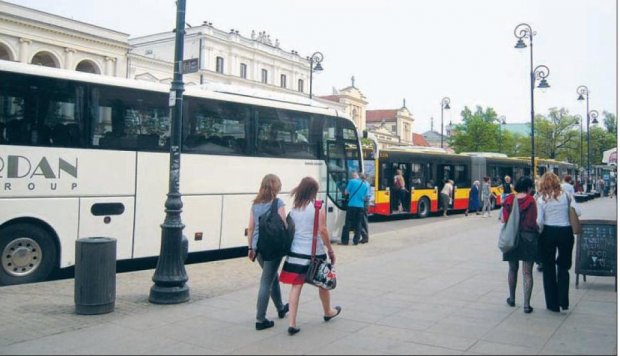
top-left (587, 109), bottom-right (599, 191)
top-left (574, 114), bottom-right (583, 169)
top-left (440, 97), bottom-right (450, 148)
top-left (149, 0), bottom-right (189, 304)
top-left (576, 85), bottom-right (599, 191)
top-left (514, 23), bottom-right (550, 178)
top-left (496, 115), bottom-right (506, 153)
top-left (308, 51), bottom-right (324, 99)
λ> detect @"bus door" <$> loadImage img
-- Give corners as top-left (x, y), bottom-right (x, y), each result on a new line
top-left (387, 162), bottom-right (410, 214)
top-left (437, 164), bottom-right (454, 209)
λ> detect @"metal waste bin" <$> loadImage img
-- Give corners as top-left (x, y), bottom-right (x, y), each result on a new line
top-left (74, 237), bottom-right (117, 315)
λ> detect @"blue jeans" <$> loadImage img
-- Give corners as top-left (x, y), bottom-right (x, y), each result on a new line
top-left (256, 254), bottom-right (284, 322)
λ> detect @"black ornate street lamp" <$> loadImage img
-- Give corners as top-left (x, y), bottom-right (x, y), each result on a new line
top-left (587, 109), bottom-right (599, 191)
top-left (574, 114), bottom-right (583, 169)
top-left (308, 51), bottom-right (324, 99)
top-left (496, 115), bottom-right (506, 153)
top-left (514, 23), bottom-right (550, 178)
top-left (576, 85), bottom-right (600, 192)
top-left (440, 97), bottom-right (450, 148)
top-left (149, 0), bottom-right (189, 304)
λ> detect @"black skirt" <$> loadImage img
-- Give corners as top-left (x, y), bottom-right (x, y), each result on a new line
top-left (503, 230), bottom-right (540, 262)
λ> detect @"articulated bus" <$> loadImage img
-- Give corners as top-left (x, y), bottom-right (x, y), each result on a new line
top-left (0, 61), bottom-right (362, 285)
top-left (363, 148), bottom-right (543, 218)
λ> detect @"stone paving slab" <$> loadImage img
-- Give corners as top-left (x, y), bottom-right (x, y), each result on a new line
top-left (0, 197), bottom-right (616, 355)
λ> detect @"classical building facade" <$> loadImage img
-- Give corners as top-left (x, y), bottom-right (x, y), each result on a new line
top-left (0, 0), bottom-right (129, 76)
top-left (319, 77), bottom-right (368, 132)
top-left (365, 102), bottom-right (415, 149)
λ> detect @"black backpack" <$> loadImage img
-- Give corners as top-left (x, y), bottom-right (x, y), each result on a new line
top-left (257, 199), bottom-right (295, 261)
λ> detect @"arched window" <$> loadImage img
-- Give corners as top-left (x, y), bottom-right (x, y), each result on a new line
top-left (216, 56), bottom-right (224, 73)
top-left (0, 44), bottom-right (12, 61)
top-left (31, 51), bottom-right (59, 68)
top-left (75, 60), bottom-right (101, 74)
top-left (298, 79), bottom-right (304, 93)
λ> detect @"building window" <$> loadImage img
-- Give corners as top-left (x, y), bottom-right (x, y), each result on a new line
top-left (261, 69), bottom-right (268, 84)
top-left (216, 56), bottom-right (224, 74)
top-left (280, 74), bottom-right (287, 88)
top-left (240, 63), bottom-right (247, 79)
top-left (298, 79), bottom-right (304, 93)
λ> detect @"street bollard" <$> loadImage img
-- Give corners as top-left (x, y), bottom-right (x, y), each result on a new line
top-left (74, 237), bottom-right (117, 315)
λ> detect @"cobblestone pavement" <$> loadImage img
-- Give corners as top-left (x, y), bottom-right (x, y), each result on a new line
top-left (0, 196), bottom-right (616, 354)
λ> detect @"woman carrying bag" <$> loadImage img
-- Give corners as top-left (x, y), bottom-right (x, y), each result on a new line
top-left (501, 176), bottom-right (539, 313)
top-left (279, 177), bottom-right (341, 335)
top-left (536, 172), bottom-right (581, 312)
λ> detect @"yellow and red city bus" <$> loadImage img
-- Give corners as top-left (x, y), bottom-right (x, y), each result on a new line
top-left (365, 149), bottom-right (533, 217)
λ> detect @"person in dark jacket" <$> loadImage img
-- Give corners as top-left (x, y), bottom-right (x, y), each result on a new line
top-left (502, 176), bottom-right (538, 313)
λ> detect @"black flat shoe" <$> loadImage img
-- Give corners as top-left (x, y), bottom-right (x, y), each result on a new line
top-left (506, 298), bottom-right (515, 307)
top-left (524, 306), bottom-right (533, 314)
top-left (278, 304), bottom-right (289, 319)
top-left (255, 319), bottom-right (274, 330)
top-left (287, 326), bottom-right (300, 335)
top-left (324, 306), bottom-right (342, 322)
top-left (560, 306), bottom-right (569, 311)
top-left (547, 306), bottom-right (560, 312)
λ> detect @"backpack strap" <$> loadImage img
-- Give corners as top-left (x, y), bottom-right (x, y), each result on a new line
top-left (270, 198), bottom-right (279, 217)
top-left (310, 200), bottom-right (323, 260)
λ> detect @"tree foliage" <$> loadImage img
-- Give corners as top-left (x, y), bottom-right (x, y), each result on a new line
top-left (448, 105), bottom-right (616, 170)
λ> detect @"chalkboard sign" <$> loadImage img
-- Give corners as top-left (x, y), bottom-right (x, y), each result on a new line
top-left (575, 220), bottom-right (617, 290)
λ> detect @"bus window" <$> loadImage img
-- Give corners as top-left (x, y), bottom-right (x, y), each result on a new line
top-left (184, 99), bottom-right (249, 155)
top-left (454, 164), bottom-right (469, 188)
top-left (411, 163), bottom-right (429, 189)
top-left (92, 86), bottom-right (169, 151)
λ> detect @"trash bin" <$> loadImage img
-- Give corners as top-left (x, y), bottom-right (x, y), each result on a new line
top-left (74, 237), bottom-right (117, 315)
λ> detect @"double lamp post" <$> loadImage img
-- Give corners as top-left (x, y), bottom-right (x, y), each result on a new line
top-left (514, 23), bottom-right (550, 178)
top-left (576, 85), bottom-right (599, 192)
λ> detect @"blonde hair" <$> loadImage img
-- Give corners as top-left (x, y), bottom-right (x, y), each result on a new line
top-left (253, 174), bottom-right (282, 204)
top-left (538, 172), bottom-right (562, 201)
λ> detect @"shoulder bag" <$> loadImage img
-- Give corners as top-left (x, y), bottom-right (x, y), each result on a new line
top-left (304, 200), bottom-right (337, 290)
top-left (567, 194), bottom-right (582, 235)
top-left (498, 197), bottom-right (520, 253)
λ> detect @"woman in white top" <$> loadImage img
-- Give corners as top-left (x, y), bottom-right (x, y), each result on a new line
top-left (536, 172), bottom-right (582, 312)
top-left (279, 177), bottom-right (341, 335)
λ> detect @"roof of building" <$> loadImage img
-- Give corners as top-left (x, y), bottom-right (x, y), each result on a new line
top-left (319, 95), bottom-right (341, 103)
top-left (421, 130), bottom-right (443, 142)
top-left (412, 133), bottom-right (430, 146)
top-left (366, 109), bottom-right (398, 123)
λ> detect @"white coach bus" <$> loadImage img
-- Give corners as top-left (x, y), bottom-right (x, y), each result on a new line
top-left (0, 61), bottom-right (362, 285)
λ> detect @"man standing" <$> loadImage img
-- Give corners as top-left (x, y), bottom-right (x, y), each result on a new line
top-left (360, 173), bottom-right (373, 244)
top-left (340, 172), bottom-right (368, 245)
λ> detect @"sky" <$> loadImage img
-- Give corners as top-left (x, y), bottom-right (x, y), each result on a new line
top-left (7, 0), bottom-right (617, 133)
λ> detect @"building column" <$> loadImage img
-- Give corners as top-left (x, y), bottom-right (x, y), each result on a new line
top-left (64, 48), bottom-right (76, 70)
top-left (104, 56), bottom-right (117, 76)
top-left (18, 38), bottom-right (31, 63)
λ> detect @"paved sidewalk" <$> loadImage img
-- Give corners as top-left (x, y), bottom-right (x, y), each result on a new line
top-left (0, 197), bottom-right (617, 355)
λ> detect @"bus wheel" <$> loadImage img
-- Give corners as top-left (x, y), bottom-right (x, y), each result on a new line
top-left (0, 224), bottom-right (57, 286)
top-left (417, 197), bottom-right (431, 218)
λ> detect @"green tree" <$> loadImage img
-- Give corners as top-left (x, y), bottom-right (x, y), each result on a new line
top-left (449, 106), bottom-right (500, 153)
top-left (535, 108), bottom-right (580, 162)
top-left (589, 126), bottom-right (617, 165)
top-left (602, 111), bottom-right (617, 134)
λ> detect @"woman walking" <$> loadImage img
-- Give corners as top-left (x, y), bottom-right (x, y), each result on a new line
top-left (247, 174), bottom-right (289, 330)
top-left (279, 177), bottom-right (341, 335)
top-left (502, 176), bottom-right (538, 313)
top-left (536, 172), bottom-right (581, 312)
top-left (481, 177), bottom-right (492, 217)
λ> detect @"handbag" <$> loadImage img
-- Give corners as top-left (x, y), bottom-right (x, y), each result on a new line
top-left (498, 196), bottom-right (520, 253)
top-left (567, 194), bottom-right (582, 235)
top-left (304, 200), bottom-right (337, 290)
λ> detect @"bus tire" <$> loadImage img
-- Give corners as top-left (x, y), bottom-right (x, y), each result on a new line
top-left (417, 197), bottom-right (431, 218)
top-left (0, 223), bottom-right (58, 286)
